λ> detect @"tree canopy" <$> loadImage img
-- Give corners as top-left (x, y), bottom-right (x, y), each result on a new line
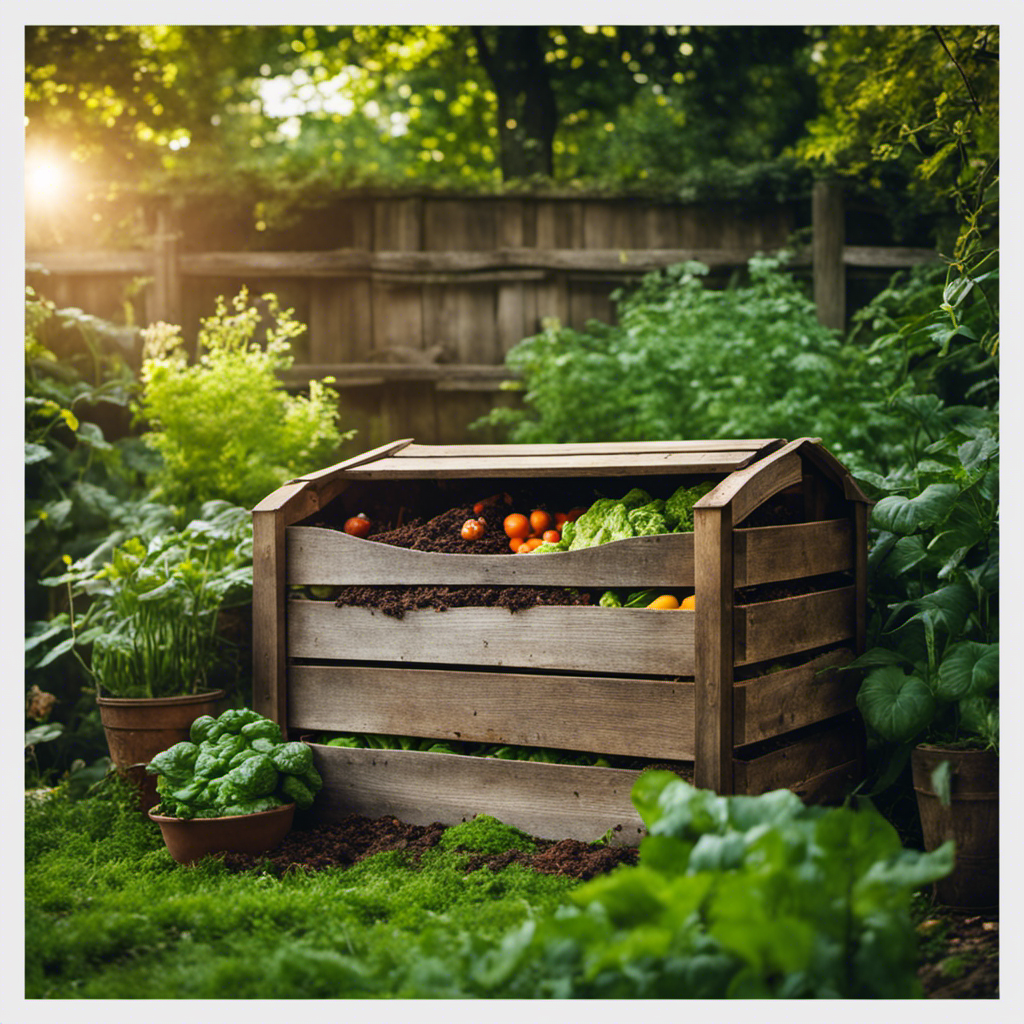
top-left (26, 24), bottom-right (820, 243)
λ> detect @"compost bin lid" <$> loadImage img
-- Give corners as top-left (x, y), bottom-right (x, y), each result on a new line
top-left (308, 438), bottom-right (788, 479)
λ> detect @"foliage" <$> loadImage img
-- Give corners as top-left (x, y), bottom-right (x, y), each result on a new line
top-left (147, 709), bottom-right (323, 817)
top-left (25, 287), bottom-right (156, 618)
top-left (24, 771), bottom-right (950, 999)
top-left (479, 254), bottom-right (900, 477)
top-left (24, 780), bottom-right (574, 999)
top-left (796, 26), bottom-right (998, 246)
top-left (137, 288), bottom-right (352, 509)
top-left (27, 501), bottom-right (253, 699)
top-left (26, 24), bottom-right (818, 247)
top-left (438, 815), bottom-right (537, 857)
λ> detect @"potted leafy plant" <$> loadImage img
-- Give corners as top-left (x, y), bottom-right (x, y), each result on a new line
top-left (42, 501), bottom-right (253, 805)
top-left (851, 413), bottom-right (998, 908)
top-left (145, 707), bottom-right (323, 864)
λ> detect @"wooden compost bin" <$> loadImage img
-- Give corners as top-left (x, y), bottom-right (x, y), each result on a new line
top-left (253, 437), bottom-right (869, 845)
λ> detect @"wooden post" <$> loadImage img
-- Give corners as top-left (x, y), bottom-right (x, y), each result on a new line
top-left (693, 503), bottom-right (735, 794)
top-left (812, 180), bottom-right (845, 330)
top-left (148, 203), bottom-right (181, 327)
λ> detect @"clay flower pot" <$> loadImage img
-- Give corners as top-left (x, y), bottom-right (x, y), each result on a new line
top-left (148, 803), bottom-right (295, 865)
top-left (97, 690), bottom-right (228, 811)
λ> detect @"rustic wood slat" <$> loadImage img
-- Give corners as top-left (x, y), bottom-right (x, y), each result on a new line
top-left (341, 451), bottom-right (761, 478)
top-left (732, 648), bottom-right (856, 746)
top-left (732, 519), bottom-right (855, 587)
top-left (693, 503), bottom-right (734, 793)
top-left (252, 511), bottom-right (288, 726)
top-left (393, 439), bottom-right (781, 457)
top-left (288, 664), bottom-right (695, 759)
top-left (307, 744), bottom-right (647, 844)
top-left (287, 526), bottom-right (695, 587)
top-left (695, 446), bottom-right (805, 525)
top-left (736, 587), bottom-right (857, 665)
top-left (733, 716), bottom-right (863, 795)
top-left (287, 602), bottom-right (696, 676)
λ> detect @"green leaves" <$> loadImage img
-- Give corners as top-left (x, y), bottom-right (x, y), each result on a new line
top-left (934, 642), bottom-right (998, 701)
top-left (857, 666), bottom-right (935, 742)
top-left (872, 483), bottom-right (958, 534)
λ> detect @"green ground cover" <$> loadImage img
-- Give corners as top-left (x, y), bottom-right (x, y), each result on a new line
top-left (24, 778), bottom-right (575, 999)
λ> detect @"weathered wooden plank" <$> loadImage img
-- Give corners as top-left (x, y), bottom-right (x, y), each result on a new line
top-left (342, 451), bottom-right (760, 478)
top-left (370, 280), bottom-right (423, 354)
top-left (287, 602), bottom-right (696, 676)
top-left (26, 249), bottom-right (154, 274)
top-left (733, 716), bottom-right (863, 795)
top-left (287, 526), bottom-right (695, 587)
top-left (732, 648), bottom-right (856, 745)
top-left (252, 510), bottom-right (288, 726)
top-left (695, 448), bottom-right (804, 526)
top-left (307, 278), bottom-right (372, 364)
top-left (736, 587), bottom-right (857, 665)
top-left (288, 664), bottom-right (695, 759)
top-left (732, 519), bottom-right (855, 587)
top-left (693, 503), bottom-right (734, 793)
top-left (307, 743), bottom-right (647, 844)
top-left (279, 364), bottom-right (516, 386)
top-left (393, 439), bottom-right (779, 457)
top-left (373, 196), bottom-right (422, 250)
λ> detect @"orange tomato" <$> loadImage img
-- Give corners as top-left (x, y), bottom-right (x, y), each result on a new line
top-left (680, 594), bottom-right (696, 610)
top-left (509, 537), bottom-right (526, 552)
top-left (647, 594), bottom-right (680, 610)
top-left (566, 507), bottom-right (587, 522)
top-left (529, 509), bottom-right (553, 534)
top-left (503, 513), bottom-right (531, 539)
top-left (542, 529), bottom-right (561, 544)
top-left (518, 537), bottom-right (544, 553)
top-left (461, 518), bottom-right (486, 541)
top-left (554, 512), bottom-right (569, 527)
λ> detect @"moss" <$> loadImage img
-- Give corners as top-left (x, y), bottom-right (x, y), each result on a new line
top-left (437, 814), bottom-right (537, 856)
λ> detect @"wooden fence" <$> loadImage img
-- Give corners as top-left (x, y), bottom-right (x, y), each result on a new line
top-left (26, 185), bottom-right (937, 448)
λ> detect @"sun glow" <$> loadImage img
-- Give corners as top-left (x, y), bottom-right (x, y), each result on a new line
top-left (26, 156), bottom-right (69, 204)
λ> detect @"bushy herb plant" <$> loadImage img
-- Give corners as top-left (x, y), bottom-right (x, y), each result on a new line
top-left (28, 501), bottom-right (253, 699)
top-left (138, 288), bottom-right (353, 509)
top-left (478, 255), bottom-right (900, 477)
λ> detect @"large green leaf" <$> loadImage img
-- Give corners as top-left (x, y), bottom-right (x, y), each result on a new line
top-left (908, 582), bottom-right (975, 641)
top-left (856, 666), bottom-right (935, 742)
top-left (935, 642), bottom-right (998, 700)
top-left (958, 428), bottom-right (998, 472)
top-left (871, 484), bottom-right (958, 535)
top-left (884, 535), bottom-right (930, 575)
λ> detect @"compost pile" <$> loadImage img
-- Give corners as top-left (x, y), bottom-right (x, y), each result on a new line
top-left (328, 504), bottom-right (593, 617)
top-left (219, 812), bottom-right (637, 880)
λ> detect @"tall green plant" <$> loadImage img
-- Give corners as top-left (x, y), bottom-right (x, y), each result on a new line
top-left (480, 255), bottom-right (901, 477)
top-left (137, 289), bottom-right (352, 509)
top-left (28, 501), bottom-right (253, 699)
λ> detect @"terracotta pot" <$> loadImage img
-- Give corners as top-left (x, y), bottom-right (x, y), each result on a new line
top-left (148, 803), bottom-right (296, 865)
top-left (97, 689), bottom-right (228, 810)
top-left (912, 745), bottom-right (998, 910)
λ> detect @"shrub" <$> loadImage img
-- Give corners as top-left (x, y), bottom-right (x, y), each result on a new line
top-left (479, 255), bottom-right (900, 477)
top-left (138, 289), bottom-right (353, 509)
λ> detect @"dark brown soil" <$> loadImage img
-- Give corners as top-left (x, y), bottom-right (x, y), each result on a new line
top-left (218, 813), bottom-right (637, 880)
top-left (218, 811), bottom-right (996, 997)
top-left (915, 904), bottom-right (999, 998)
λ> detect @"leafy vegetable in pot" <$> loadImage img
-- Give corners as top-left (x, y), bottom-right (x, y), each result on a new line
top-left (147, 708), bottom-right (323, 817)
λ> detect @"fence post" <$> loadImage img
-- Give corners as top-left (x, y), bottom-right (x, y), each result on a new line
top-left (148, 203), bottom-right (181, 327)
top-left (812, 180), bottom-right (845, 330)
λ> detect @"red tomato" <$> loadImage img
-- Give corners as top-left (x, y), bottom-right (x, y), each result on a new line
top-left (566, 507), bottom-right (587, 522)
top-left (344, 514), bottom-right (371, 538)
top-left (542, 529), bottom-right (561, 543)
top-left (554, 512), bottom-right (569, 527)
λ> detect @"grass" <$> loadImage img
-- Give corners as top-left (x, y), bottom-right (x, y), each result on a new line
top-left (24, 776), bottom-right (578, 999)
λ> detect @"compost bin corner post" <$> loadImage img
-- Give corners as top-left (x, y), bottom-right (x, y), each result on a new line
top-left (693, 502), bottom-right (735, 795)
